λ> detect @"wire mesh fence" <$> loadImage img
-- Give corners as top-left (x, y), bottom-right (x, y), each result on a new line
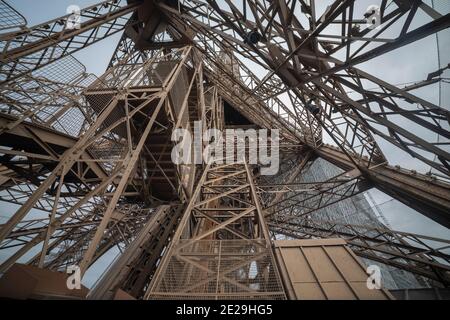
top-left (0, 0), bottom-right (26, 32)
top-left (148, 240), bottom-right (286, 300)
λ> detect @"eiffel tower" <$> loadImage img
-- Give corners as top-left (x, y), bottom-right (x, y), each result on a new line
top-left (0, 0), bottom-right (449, 300)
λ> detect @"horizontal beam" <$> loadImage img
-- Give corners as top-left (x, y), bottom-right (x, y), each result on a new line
top-left (316, 145), bottom-right (450, 227)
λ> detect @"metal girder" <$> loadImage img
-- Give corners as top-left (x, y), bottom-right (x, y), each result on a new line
top-left (196, 0), bottom-right (385, 169)
top-left (264, 166), bottom-right (369, 222)
top-left (163, 0), bottom-right (450, 225)
top-left (257, 151), bottom-right (313, 208)
top-left (88, 205), bottom-right (183, 299)
top-left (31, 204), bottom-right (150, 271)
top-left (317, 144), bottom-right (450, 227)
top-left (0, 54), bottom-right (99, 137)
top-left (164, 0), bottom-right (450, 176)
top-left (0, 0), bottom-right (449, 299)
top-left (159, 2), bottom-right (314, 144)
top-left (108, 31), bottom-right (148, 68)
top-left (0, 0), bottom-right (139, 84)
top-left (0, 46), bottom-right (194, 275)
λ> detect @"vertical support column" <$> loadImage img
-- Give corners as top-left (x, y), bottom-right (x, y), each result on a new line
top-left (145, 161), bottom-right (286, 300)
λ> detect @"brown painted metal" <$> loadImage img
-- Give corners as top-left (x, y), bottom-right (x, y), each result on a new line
top-left (274, 238), bottom-right (394, 300)
top-left (271, 219), bottom-right (450, 285)
top-left (145, 160), bottom-right (286, 299)
top-left (0, 0), bottom-right (449, 298)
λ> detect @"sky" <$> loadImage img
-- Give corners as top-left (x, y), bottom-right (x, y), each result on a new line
top-left (3, 0), bottom-right (450, 288)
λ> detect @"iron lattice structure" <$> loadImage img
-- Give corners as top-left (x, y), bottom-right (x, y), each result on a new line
top-left (146, 161), bottom-right (286, 300)
top-left (0, 0), bottom-right (449, 299)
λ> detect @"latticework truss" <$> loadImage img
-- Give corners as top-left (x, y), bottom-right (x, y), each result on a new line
top-left (0, 0), bottom-right (449, 299)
